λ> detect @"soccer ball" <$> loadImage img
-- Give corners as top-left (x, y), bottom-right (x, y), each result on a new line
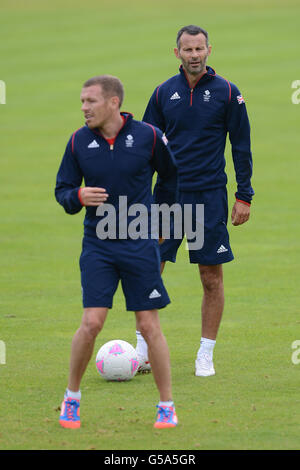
top-left (96, 340), bottom-right (139, 381)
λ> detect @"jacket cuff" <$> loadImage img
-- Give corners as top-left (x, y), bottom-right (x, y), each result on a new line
top-left (78, 188), bottom-right (85, 206)
top-left (236, 198), bottom-right (251, 207)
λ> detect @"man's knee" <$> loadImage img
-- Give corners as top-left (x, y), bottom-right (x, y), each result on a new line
top-left (80, 308), bottom-right (107, 339)
top-left (199, 265), bottom-right (223, 292)
top-left (136, 310), bottom-right (160, 342)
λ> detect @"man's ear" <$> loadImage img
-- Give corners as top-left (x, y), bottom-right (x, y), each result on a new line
top-left (174, 47), bottom-right (180, 60)
top-left (110, 95), bottom-right (120, 109)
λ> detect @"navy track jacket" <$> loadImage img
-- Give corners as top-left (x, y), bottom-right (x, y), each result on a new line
top-left (55, 113), bottom-right (177, 237)
top-left (143, 66), bottom-right (254, 203)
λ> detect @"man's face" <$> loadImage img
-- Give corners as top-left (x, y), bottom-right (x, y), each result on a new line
top-left (174, 32), bottom-right (211, 76)
top-left (80, 84), bottom-right (112, 129)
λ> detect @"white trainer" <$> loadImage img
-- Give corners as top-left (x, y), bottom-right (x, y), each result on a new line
top-left (137, 354), bottom-right (151, 374)
top-left (195, 353), bottom-right (215, 377)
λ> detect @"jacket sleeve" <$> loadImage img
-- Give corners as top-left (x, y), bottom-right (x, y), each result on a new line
top-left (55, 136), bottom-right (84, 214)
top-left (226, 83), bottom-right (255, 204)
top-left (149, 126), bottom-right (177, 206)
top-left (143, 86), bottom-right (166, 132)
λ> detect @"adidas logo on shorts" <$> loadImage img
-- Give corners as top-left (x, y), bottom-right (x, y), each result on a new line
top-left (149, 289), bottom-right (161, 299)
top-left (217, 245), bottom-right (228, 254)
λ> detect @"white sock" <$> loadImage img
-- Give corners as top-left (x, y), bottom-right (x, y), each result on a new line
top-left (159, 401), bottom-right (174, 408)
top-left (198, 337), bottom-right (216, 358)
top-left (136, 330), bottom-right (148, 358)
top-left (65, 388), bottom-right (81, 401)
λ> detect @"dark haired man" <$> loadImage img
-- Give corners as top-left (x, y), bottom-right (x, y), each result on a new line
top-left (136, 26), bottom-right (254, 377)
top-left (55, 75), bottom-right (178, 429)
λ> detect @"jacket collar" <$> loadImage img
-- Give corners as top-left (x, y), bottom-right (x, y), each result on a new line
top-left (179, 65), bottom-right (216, 88)
top-left (120, 111), bottom-right (134, 124)
top-left (87, 111), bottom-right (134, 137)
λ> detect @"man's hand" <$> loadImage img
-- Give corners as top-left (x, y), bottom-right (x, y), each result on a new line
top-left (79, 187), bottom-right (109, 206)
top-left (231, 200), bottom-right (250, 226)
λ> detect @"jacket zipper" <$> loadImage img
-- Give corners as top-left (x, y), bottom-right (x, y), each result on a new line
top-left (93, 115), bottom-right (128, 154)
top-left (190, 88), bottom-right (194, 106)
top-left (182, 67), bottom-right (206, 107)
top-left (108, 115), bottom-right (128, 153)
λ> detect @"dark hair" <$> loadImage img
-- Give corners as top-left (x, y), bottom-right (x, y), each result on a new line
top-left (83, 75), bottom-right (124, 108)
top-left (176, 25), bottom-right (209, 49)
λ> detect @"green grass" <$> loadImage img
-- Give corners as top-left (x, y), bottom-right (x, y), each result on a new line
top-left (1, 0), bottom-right (300, 450)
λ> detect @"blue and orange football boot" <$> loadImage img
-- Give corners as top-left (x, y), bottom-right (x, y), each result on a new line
top-left (154, 405), bottom-right (178, 429)
top-left (59, 397), bottom-right (80, 429)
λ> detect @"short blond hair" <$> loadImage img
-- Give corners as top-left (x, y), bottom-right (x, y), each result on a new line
top-left (83, 75), bottom-right (124, 108)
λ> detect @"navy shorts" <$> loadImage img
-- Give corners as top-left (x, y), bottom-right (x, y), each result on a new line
top-left (79, 236), bottom-right (170, 311)
top-left (160, 187), bottom-right (234, 265)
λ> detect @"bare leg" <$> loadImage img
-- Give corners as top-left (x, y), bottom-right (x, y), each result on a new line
top-left (198, 264), bottom-right (224, 340)
top-left (68, 307), bottom-right (108, 392)
top-left (135, 309), bottom-right (172, 402)
top-left (135, 262), bottom-right (166, 360)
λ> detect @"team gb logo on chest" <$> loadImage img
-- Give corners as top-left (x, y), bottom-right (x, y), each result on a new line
top-left (125, 134), bottom-right (134, 147)
top-left (203, 90), bottom-right (211, 102)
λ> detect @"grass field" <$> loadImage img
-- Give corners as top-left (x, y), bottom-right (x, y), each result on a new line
top-left (1, 0), bottom-right (300, 451)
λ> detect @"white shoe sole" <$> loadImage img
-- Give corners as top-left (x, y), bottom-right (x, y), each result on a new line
top-left (195, 368), bottom-right (215, 377)
top-left (195, 359), bottom-right (215, 377)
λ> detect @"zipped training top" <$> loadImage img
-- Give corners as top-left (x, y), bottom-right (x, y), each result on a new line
top-left (55, 113), bottom-right (177, 237)
top-left (143, 66), bottom-right (254, 203)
